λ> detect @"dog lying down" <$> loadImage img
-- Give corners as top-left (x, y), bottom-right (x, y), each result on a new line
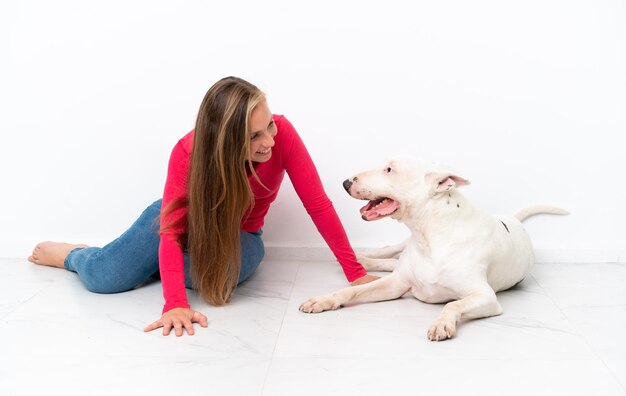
top-left (299, 157), bottom-right (568, 341)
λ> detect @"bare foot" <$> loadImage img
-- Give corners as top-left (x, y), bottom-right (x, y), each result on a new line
top-left (28, 241), bottom-right (88, 268)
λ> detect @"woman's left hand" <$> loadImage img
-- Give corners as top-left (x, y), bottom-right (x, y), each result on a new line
top-left (351, 274), bottom-right (380, 286)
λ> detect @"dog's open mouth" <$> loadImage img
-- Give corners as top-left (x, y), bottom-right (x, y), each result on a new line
top-left (360, 197), bottom-right (400, 221)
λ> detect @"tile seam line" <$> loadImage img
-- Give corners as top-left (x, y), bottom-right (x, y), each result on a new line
top-left (259, 259), bottom-right (302, 395)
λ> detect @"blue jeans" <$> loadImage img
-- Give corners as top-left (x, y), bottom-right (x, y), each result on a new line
top-left (64, 199), bottom-right (265, 294)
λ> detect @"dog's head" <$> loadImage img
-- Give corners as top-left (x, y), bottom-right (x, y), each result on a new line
top-left (343, 156), bottom-right (470, 222)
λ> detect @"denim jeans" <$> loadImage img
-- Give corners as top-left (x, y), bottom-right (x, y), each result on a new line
top-left (64, 199), bottom-right (265, 294)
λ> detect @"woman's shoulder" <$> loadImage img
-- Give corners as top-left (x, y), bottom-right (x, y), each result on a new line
top-left (273, 114), bottom-right (298, 141)
top-left (167, 130), bottom-right (194, 165)
top-left (176, 130), bottom-right (195, 154)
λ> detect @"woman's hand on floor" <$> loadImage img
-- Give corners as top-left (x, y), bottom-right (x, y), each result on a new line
top-left (144, 307), bottom-right (208, 336)
top-left (351, 273), bottom-right (380, 286)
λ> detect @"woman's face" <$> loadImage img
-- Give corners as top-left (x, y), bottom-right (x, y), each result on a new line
top-left (249, 100), bottom-right (277, 163)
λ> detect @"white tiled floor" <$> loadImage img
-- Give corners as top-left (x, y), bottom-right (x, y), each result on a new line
top-left (1, 258), bottom-right (625, 395)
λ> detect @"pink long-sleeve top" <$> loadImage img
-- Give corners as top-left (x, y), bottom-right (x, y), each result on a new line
top-left (158, 115), bottom-right (366, 312)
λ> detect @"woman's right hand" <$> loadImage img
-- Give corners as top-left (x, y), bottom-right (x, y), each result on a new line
top-left (144, 307), bottom-right (208, 336)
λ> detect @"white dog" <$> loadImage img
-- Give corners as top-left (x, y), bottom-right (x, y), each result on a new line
top-left (299, 157), bottom-right (568, 341)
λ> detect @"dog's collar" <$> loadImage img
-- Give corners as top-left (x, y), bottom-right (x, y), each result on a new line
top-left (500, 220), bottom-right (510, 233)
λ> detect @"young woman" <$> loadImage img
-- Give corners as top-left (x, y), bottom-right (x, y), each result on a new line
top-left (28, 76), bottom-right (378, 337)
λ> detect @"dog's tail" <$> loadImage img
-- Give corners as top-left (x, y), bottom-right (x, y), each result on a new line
top-left (514, 205), bottom-right (570, 222)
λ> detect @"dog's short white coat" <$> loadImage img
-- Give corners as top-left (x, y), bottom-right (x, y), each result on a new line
top-left (299, 157), bottom-right (568, 341)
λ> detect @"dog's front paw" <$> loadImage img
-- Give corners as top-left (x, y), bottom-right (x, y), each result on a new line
top-left (299, 296), bottom-right (340, 313)
top-left (427, 318), bottom-right (457, 341)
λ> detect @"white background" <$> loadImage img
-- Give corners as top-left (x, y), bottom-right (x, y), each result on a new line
top-left (1, 0), bottom-right (624, 260)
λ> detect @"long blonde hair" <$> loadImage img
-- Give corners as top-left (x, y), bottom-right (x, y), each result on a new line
top-left (161, 76), bottom-right (265, 306)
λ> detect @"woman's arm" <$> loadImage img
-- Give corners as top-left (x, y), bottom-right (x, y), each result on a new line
top-left (144, 135), bottom-right (208, 336)
top-left (158, 138), bottom-right (192, 312)
top-left (279, 116), bottom-right (371, 283)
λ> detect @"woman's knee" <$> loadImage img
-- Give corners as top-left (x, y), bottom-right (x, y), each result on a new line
top-left (78, 257), bottom-right (148, 294)
top-left (81, 270), bottom-right (134, 294)
top-left (238, 232), bottom-right (265, 283)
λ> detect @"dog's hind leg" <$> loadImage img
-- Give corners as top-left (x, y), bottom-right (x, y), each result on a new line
top-left (427, 285), bottom-right (502, 341)
top-left (356, 256), bottom-right (398, 272)
top-left (299, 273), bottom-right (411, 313)
top-left (358, 239), bottom-right (408, 259)
top-left (356, 239), bottom-right (408, 271)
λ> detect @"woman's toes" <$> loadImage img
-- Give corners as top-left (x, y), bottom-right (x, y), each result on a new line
top-left (27, 242), bottom-right (70, 268)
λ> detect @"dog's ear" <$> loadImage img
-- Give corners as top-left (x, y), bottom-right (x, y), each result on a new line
top-left (425, 172), bottom-right (470, 193)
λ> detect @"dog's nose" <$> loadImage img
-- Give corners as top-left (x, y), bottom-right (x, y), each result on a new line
top-left (343, 179), bottom-right (352, 192)
top-left (343, 177), bottom-right (357, 192)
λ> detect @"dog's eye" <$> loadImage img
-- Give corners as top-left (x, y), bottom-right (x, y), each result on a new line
top-left (385, 167), bottom-right (392, 173)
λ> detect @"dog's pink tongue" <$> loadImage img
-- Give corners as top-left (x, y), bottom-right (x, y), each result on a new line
top-left (375, 199), bottom-right (399, 215)
top-left (361, 199), bottom-right (400, 220)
